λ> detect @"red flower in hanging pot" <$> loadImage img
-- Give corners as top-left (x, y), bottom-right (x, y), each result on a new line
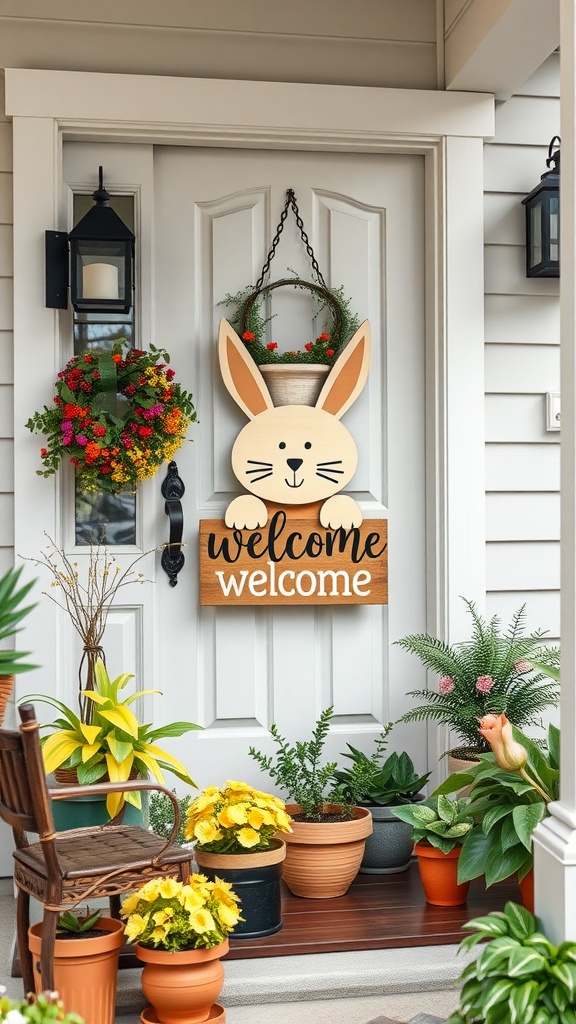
top-left (317, 333), bottom-right (330, 341)
top-left (326, 349), bottom-right (335, 357)
top-left (266, 342), bottom-right (278, 351)
top-left (305, 343), bottom-right (313, 352)
top-left (242, 331), bottom-right (255, 341)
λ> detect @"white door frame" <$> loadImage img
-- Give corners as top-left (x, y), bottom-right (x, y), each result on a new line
top-left (5, 69), bottom-right (494, 770)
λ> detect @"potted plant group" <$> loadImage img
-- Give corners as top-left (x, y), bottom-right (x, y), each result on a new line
top-left (436, 713), bottom-right (559, 912)
top-left (397, 599), bottom-right (560, 768)
top-left (448, 901), bottom-right (576, 1024)
top-left (0, 987), bottom-right (83, 1024)
top-left (0, 565), bottom-right (37, 725)
top-left (185, 780), bottom-right (292, 937)
top-left (392, 795), bottom-right (474, 906)
top-left (122, 874), bottom-right (242, 1024)
top-left (249, 706), bottom-right (373, 898)
top-left (27, 909), bottom-right (124, 1024)
top-left (332, 721), bottom-right (431, 873)
top-left (23, 657), bottom-right (200, 822)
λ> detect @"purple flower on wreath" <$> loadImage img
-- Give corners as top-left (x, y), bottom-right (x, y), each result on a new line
top-left (438, 676), bottom-right (455, 694)
top-left (514, 658), bottom-right (532, 675)
top-left (75, 435), bottom-right (87, 446)
top-left (476, 675), bottom-right (494, 694)
top-left (61, 420), bottom-right (73, 434)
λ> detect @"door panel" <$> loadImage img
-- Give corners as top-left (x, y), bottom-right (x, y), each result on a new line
top-left (53, 141), bottom-right (427, 796)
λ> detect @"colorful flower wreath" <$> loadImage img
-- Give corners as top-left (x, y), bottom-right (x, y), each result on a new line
top-left (26, 343), bottom-right (197, 494)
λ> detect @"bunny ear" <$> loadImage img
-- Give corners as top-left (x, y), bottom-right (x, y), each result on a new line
top-left (315, 320), bottom-right (371, 419)
top-left (218, 319), bottom-right (274, 420)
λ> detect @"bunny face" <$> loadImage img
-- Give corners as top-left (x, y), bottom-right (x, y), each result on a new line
top-left (231, 404), bottom-right (358, 505)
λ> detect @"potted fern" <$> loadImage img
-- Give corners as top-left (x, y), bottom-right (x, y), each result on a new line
top-left (396, 599), bottom-right (559, 770)
top-left (333, 722), bottom-right (430, 874)
top-left (249, 706), bottom-right (373, 898)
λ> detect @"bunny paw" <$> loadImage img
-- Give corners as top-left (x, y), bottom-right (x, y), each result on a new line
top-left (225, 495), bottom-right (269, 530)
top-left (319, 495), bottom-right (363, 529)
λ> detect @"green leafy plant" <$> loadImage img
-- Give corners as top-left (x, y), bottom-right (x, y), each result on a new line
top-left (391, 795), bottom-right (474, 854)
top-left (23, 658), bottom-right (201, 818)
top-left (448, 901), bottom-right (576, 1024)
top-left (0, 987), bottom-right (83, 1024)
top-left (332, 721), bottom-right (431, 806)
top-left (57, 908), bottom-right (102, 935)
top-left (397, 599), bottom-right (559, 750)
top-left (248, 706), bottom-right (347, 821)
top-left (0, 565), bottom-right (37, 677)
top-left (436, 719), bottom-right (558, 887)
top-left (149, 789), bottom-right (193, 846)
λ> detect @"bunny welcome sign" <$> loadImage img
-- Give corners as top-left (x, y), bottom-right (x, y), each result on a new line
top-left (199, 319), bottom-right (388, 606)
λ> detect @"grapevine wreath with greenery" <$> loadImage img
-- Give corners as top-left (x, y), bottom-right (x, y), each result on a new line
top-left (27, 343), bottom-right (197, 494)
top-left (221, 188), bottom-right (360, 365)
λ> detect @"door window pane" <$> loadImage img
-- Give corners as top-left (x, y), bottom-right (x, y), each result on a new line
top-left (72, 193), bottom-right (137, 546)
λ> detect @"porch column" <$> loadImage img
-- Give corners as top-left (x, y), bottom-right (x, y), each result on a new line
top-left (531, 0), bottom-right (576, 943)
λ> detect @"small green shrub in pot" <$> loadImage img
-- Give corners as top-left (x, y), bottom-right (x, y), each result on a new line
top-left (448, 901), bottom-right (576, 1024)
top-left (393, 796), bottom-right (475, 906)
top-left (332, 722), bottom-right (431, 873)
top-left (149, 789), bottom-right (193, 846)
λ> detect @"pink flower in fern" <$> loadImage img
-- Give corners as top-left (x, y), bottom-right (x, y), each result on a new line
top-left (514, 659), bottom-right (532, 675)
top-left (438, 676), bottom-right (455, 694)
top-left (476, 675), bottom-right (494, 694)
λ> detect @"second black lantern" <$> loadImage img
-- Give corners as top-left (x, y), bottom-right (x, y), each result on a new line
top-left (521, 136), bottom-right (560, 279)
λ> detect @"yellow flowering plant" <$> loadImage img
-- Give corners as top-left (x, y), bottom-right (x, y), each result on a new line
top-left (121, 874), bottom-right (242, 951)
top-left (185, 780), bottom-right (293, 853)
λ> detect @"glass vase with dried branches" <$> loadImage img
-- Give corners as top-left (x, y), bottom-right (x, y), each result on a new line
top-left (23, 535), bottom-right (150, 725)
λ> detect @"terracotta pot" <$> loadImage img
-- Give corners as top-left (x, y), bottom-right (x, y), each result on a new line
top-left (135, 938), bottom-right (229, 1024)
top-left (519, 867), bottom-right (534, 913)
top-left (194, 840), bottom-right (286, 938)
top-left (28, 917), bottom-right (124, 1024)
top-left (278, 804), bottom-right (373, 898)
top-left (447, 749), bottom-right (482, 798)
top-left (414, 841), bottom-right (470, 906)
top-left (259, 363), bottom-right (330, 406)
top-left (0, 674), bottom-right (14, 726)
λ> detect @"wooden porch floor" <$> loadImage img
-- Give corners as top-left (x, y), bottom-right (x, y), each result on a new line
top-left (224, 863), bottom-right (520, 960)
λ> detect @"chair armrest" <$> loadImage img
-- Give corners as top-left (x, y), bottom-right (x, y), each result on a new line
top-left (48, 781), bottom-right (187, 852)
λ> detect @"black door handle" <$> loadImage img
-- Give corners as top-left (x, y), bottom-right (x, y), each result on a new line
top-left (161, 461), bottom-right (185, 586)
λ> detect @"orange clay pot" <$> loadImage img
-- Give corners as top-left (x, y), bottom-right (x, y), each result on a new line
top-left (0, 674), bottom-right (14, 726)
top-left (278, 804), bottom-right (373, 899)
top-left (28, 917), bottom-right (124, 1024)
top-left (519, 868), bottom-right (534, 913)
top-left (135, 938), bottom-right (229, 1024)
top-left (414, 841), bottom-right (470, 907)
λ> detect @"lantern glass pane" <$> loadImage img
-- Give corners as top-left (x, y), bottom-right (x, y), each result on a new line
top-left (530, 202), bottom-right (542, 269)
top-left (76, 240), bottom-right (126, 303)
top-left (72, 192), bottom-right (137, 547)
top-left (550, 196), bottom-right (559, 262)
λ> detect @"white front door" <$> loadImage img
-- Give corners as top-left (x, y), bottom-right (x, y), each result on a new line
top-left (24, 140), bottom-right (427, 799)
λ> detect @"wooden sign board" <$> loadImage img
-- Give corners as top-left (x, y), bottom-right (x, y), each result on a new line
top-left (200, 510), bottom-right (387, 606)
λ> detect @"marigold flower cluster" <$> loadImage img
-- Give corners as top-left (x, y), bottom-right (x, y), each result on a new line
top-left (26, 343), bottom-right (197, 494)
top-left (185, 780), bottom-right (293, 853)
top-left (121, 874), bottom-right (241, 952)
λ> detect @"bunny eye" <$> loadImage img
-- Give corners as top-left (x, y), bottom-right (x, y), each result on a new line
top-left (279, 442), bottom-right (286, 450)
top-left (304, 442), bottom-right (312, 450)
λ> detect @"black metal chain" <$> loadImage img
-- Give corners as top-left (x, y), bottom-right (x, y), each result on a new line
top-left (255, 189), bottom-right (327, 290)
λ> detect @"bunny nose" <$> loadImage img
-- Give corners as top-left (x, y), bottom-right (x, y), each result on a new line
top-left (287, 458), bottom-right (303, 472)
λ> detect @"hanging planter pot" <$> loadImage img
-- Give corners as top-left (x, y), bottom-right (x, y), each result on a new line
top-left (0, 674), bottom-right (14, 726)
top-left (259, 362), bottom-right (330, 407)
top-left (194, 839), bottom-right (286, 938)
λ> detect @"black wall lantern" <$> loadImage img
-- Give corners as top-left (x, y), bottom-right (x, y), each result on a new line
top-left (521, 136), bottom-right (560, 278)
top-left (46, 166), bottom-right (135, 313)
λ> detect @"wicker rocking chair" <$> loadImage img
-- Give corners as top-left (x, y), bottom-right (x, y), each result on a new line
top-left (0, 703), bottom-right (194, 994)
